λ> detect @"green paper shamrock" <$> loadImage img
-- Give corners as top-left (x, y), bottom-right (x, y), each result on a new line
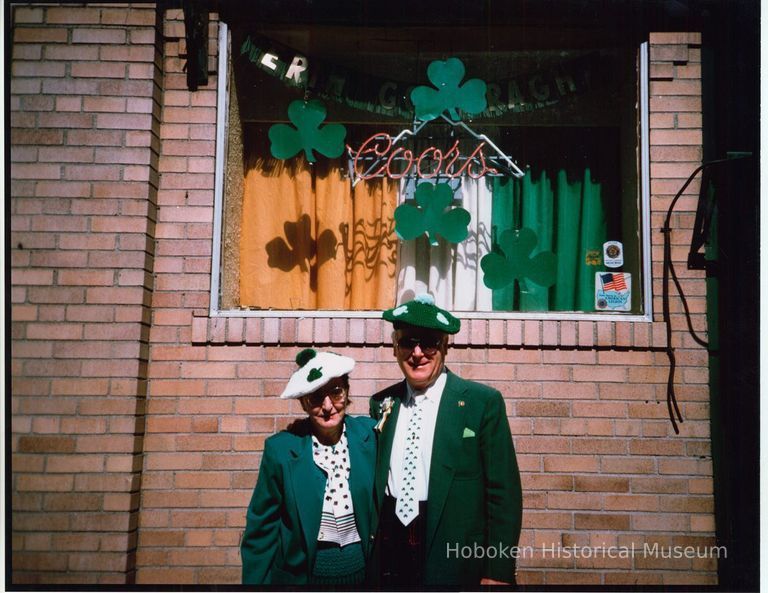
top-left (394, 183), bottom-right (471, 246)
top-left (410, 58), bottom-right (488, 122)
top-left (308, 367), bottom-right (323, 382)
top-left (481, 228), bottom-right (558, 290)
top-left (268, 100), bottom-right (346, 162)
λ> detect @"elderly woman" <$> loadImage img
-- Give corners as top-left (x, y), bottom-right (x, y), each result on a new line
top-left (241, 349), bottom-right (376, 585)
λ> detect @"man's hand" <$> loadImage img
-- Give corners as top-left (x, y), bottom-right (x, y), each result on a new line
top-left (480, 577), bottom-right (510, 585)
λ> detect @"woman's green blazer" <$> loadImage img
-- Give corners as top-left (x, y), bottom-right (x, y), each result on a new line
top-left (241, 415), bottom-right (377, 584)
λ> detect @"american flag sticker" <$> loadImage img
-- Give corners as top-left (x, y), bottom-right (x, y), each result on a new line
top-left (595, 272), bottom-right (631, 311)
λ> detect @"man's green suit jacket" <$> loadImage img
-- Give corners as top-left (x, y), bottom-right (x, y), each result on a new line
top-left (369, 370), bottom-right (523, 586)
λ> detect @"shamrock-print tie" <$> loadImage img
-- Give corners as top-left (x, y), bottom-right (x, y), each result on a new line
top-left (395, 397), bottom-right (423, 526)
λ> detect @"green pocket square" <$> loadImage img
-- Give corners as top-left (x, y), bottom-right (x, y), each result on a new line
top-left (462, 427), bottom-right (476, 438)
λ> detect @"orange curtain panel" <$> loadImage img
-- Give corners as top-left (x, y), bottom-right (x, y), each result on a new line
top-left (239, 159), bottom-right (398, 310)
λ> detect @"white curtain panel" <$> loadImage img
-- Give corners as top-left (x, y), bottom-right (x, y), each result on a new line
top-left (453, 177), bottom-right (493, 311)
top-left (395, 176), bottom-right (493, 311)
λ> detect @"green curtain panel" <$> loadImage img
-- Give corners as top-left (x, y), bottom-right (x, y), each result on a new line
top-left (575, 169), bottom-right (607, 311)
top-left (490, 177), bottom-right (517, 311)
top-left (552, 169), bottom-right (582, 310)
top-left (490, 168), bottom-right (607, 312)
top-left (520, 171), bottom-right (554, 311)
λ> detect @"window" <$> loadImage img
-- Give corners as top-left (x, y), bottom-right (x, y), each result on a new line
top-left (213, 22), bottom-right (650, 318)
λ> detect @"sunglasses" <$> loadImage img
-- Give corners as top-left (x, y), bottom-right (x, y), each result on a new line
top-left (396, 335), bottom-right (444, 355)
top-left (303, 385), bottom-right (347, 408)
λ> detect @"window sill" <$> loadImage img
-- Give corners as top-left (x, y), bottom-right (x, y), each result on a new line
top-left (192, 313), bottom-right (665, 349)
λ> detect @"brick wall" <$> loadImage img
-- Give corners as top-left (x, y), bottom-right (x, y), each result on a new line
top-left (10, 3), bottom-right (161, 584)
top-left (10, 5), bottom-right (713, 586)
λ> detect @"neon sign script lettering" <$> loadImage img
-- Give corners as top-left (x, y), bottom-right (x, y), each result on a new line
top-left (349, 133), bottom-right (499, 181)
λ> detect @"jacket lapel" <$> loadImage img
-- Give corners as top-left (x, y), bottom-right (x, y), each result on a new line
top-left (426, 371), bottom-right (467, 556)
top-left (288, 434), bottom-right (325, 567)
top-left (347, 418), bottom-right (375, 549)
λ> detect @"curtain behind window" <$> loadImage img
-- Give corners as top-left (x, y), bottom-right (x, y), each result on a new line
top-left (490, 169), bottom-right (607, 312)
top-left (393, 169), bottom-right (607, 312)
top-left (240, 158), bottom-right (398, 310)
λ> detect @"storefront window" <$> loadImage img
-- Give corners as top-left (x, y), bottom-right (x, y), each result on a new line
top-left (215, 23), bottom-right (647, 316)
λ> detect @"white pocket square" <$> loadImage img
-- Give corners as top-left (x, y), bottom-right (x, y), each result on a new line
top-left (462, 427), bottom-right (476, 438)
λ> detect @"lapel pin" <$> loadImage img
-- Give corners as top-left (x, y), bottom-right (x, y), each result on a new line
top-left (458, 400), bottom-right (465, 407)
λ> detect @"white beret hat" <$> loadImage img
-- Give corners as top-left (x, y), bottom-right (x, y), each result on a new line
top-left (279, 348), bottom-right (356, 399)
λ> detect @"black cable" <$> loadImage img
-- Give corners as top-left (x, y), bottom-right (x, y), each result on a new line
top-left (669, 249), bottom-right (709, 349)
top-left (660, 155), bottom-right (750, 433)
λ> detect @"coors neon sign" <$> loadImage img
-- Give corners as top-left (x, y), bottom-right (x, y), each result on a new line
top-left (349, 132), bottom-right (499, 181)
top-left (346, 116), bottom-right (525, 186)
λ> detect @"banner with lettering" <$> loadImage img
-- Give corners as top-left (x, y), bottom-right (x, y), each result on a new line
top-left (236, 32), bottom-right (614, 120)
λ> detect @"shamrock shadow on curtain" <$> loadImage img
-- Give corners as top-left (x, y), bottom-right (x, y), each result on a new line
top-left (265, 214), bottom-right (338, 292)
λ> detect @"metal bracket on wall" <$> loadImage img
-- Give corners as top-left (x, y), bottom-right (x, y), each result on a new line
top-left (183, 0), bottom-right (210, 91)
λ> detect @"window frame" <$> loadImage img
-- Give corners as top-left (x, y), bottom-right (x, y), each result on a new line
top-left (210, 22), bottom-right (653, 322)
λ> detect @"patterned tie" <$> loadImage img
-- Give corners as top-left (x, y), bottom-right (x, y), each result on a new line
top-left (395, 396), bottom-right (423, 526)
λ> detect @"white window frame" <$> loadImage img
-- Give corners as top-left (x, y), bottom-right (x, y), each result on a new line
top-left (210, 23), bottom-right (653, 322)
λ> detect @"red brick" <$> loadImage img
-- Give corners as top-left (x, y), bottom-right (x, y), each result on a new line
top-left (199, 489), bottom-right (250, 508)
top-left (650, 44), bottom-right (689, 62)
top-left (17, 474), bottom-right (74, 492)
top-left (649, 96), bottom-right (702, 113)
top-left (572, 401), bottom-right (628, 418)
top-left (146, 416), bottom-right (192, 433)
top-left (73, 473), bottom-right (139, 496)
top-left (650, 80), bottom-right (701, 96)
top-left (11, 454), bottom-right (45, 473)
top-left (690, 515), bottom-right (715, 532)
top-left (577, 321), bottom-right (594, 346)
top-left (17, 436), bottom-right (76, 453)
top-left (136, 567), bottom-right (196, 584)
top-left (574, 513), bottom-right (630, 530)
top-left (575, 476), bottom-right (630, 492)
top-left (541, 382), bottom-right (597, 399)
top-left (515, 401), bottom-right (570, 417)
top-left (543, 455), bottom-right (599, 473)
top-left (629, 439), bottom-right (686, 456)
top-left (11, 269), bottom-right (54, 285)
top-left (226, 318), bottom-right (245, 343)
top-left (46, 455), bottom-right (105, 473)
top-left (57, 270), bottom-right (115, 286)
top-left (598, 383), bottom-right (655, 400)
top-left (516, 365), bottom-right (567, 381)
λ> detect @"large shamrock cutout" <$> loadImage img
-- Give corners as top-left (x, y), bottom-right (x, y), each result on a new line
top-left (268, 100), bottom-right (347, 162)
top-left (394, 182), bottom-right (471, 246)
top-left (481, 228), bottom-right (557, 290)
top-left (410, 58), bottom-right (488, 122)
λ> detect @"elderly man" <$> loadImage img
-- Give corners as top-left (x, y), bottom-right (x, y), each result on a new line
top-left (369, 294), bottom-right (523, 587)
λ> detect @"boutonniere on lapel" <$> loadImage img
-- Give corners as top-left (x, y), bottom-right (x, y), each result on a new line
top-left (374, 397), bottom-right (394, 433)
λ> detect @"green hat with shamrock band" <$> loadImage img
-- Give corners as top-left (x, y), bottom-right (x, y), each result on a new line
top-left (382, 293), bottom-right (461, 334)
top-left (280, 349), bottom-right (355, 399)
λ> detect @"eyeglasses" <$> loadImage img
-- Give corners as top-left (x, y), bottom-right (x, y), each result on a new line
top-left (396, 335), bottom-right (444, 355)
top-left (303, 385), bottom-right (347, 408)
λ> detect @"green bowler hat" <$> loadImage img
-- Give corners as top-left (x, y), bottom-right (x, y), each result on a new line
top-left (382, 293), bottom-right (461, 334)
